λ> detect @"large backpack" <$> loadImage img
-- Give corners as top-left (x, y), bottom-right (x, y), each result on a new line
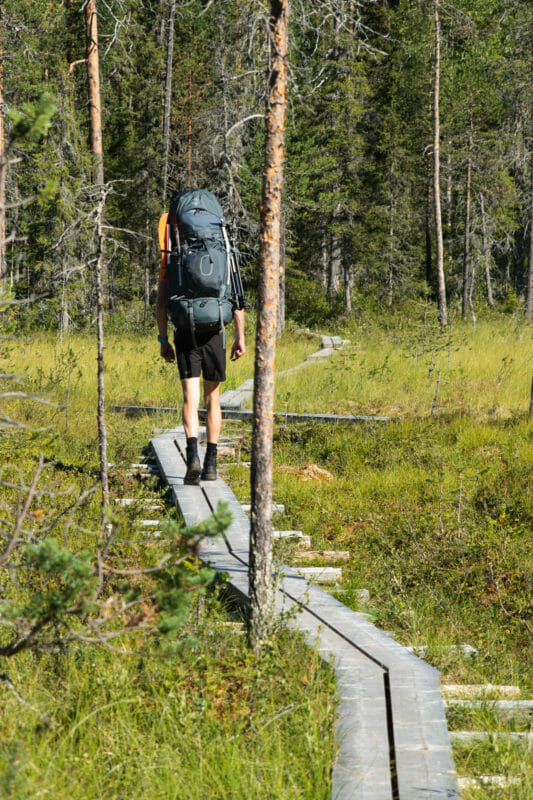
top-left (164, 189), bottom-right (236, 344)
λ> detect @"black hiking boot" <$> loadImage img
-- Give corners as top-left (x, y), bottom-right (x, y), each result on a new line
top-left (184, 439), bottom-right (201, 486)
top-left (201, 443), bottom-right (217, 482)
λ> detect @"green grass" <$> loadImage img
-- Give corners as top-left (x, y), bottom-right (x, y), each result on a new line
top-left (1, 613), bottom-right (336, 800)
top-left (0, 322), bottom-right (336, 800)
top-left (223, 309), bottom-right (533, 797)
top-left (2, 308), bottom-right (532, 797)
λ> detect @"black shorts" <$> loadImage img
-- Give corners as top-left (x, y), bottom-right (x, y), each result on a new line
top-left (174, 329), bottom-right (226, 383)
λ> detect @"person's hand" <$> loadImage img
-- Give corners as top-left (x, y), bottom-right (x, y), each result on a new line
top-left (160, 341), bottom-right (175, 363)
top-left (230, 338), bottom-right (245, 361)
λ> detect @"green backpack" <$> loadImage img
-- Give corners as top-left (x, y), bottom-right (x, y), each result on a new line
top-left (166, 189), bottom-right (238, 345)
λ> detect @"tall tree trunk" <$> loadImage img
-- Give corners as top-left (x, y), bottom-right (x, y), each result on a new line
top-left (249, 0), bottom-right (289, 654)
top-left (344, 256), bottom-right (353, 312)
top-left (462, 113), bottom-right (473, 321)
top-left (480, 193), bottom-right (494, 307)
top-left (85, 0), bottom-right (104, 185)
top-left (433, 0), bottom-right (447, 326)
top-left (320, 231), bottom-right (328, 289)
top-left (162, 0), bottom-right (176, 201)
top-left (95, 189), bottom-right (109, 516)
top-left (328, 201), bottom-right (342, 296)
top-left (425, 151), bottom-right (433, 289)
top-left (526, 29), bottom-right (533, 320)
top-left (0, 10), bottom-right (5, 289)
top-left (446, 147), bottom-right (452, 259)
top-left (277, 211), bottom-right (286, 337)
top-left (387, 177), bottom-right (395, 306)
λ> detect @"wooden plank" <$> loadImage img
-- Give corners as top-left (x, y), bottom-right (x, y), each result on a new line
top-left (112, 404), bottom-right (391, 423)
top-left (445, 699), bottom-right (533, 723)
top-left (441, 684), bottom-right (521, 699)
top-left (152, 426), bottom-right (459, 800)
top-left (295, 566), bottom-right (342, 584)
top-left (293, 549), bottom-right (350, 562)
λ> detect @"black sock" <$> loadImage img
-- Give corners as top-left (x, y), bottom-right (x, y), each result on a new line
top-left (186, 437), bottom-right (198, 459)
top-left (205, 442), bottom-right (217, 463)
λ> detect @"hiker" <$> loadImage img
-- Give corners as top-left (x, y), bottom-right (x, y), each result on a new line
top-left (156, 190), bottom-right (246, 485)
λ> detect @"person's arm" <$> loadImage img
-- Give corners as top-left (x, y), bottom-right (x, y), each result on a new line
top-left (156, 281), bottom-right (175, 362)
top-left (230, 309), bottom-right (245, 361)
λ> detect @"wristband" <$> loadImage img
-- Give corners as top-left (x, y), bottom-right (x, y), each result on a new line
top-left (157, 335), bottom-right (168, 343)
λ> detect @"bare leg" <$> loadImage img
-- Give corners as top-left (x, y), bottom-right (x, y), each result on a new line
top-left (204, 379), bottom-right (221, 444)
top-left (181, 377), bottom-right (200, 438)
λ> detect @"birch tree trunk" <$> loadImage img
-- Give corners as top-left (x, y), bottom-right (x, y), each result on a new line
top-left (162, 0), bottom-right (176, 201)
top-left (85, 0), bottom-right (104, 186)
top-left (462, 113), bottom-right (473, 321)
top-left (249, 0), bottom-right (289, 654)
top-left (433, 0), bottom-right (447, 326)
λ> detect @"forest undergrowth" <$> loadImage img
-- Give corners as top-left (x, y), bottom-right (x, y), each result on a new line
top-left (1, 307), bottom-right (532, 798)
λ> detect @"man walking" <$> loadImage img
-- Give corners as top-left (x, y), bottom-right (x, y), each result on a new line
top-left (156, 202), bottom-right (245, 484)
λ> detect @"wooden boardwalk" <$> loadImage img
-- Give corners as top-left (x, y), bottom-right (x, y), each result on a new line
top-left (151, 427), bottom-right (460, 800)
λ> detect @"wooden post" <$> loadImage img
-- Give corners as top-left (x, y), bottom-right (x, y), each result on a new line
top-left (85, 0), bottom-right (104, 185)
top-left (249, 0), bottom-right (289, 653)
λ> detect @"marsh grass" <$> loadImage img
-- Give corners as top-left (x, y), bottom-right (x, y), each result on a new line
top-left (0, 611), bottom-right (336, 800)
top-left (275, 313), bottom-right (533, 418)
top-left (0, 323), bottom-right (336, 800)
top-left (225, 309), bottom-right (532, 795)
top-left (2, 309), bottom-right (532, 796)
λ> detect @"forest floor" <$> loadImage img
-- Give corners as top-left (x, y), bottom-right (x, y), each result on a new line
top-left (1, 307), bottom-right (532, 798)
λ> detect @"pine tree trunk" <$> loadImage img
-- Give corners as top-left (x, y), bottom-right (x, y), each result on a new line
top-left (0, 13), bottom-right (5, 289)
top-left (95, 189), bottom-right (109, 514)
top-left (320, 232), bottom-right (328, 289)
top-left (249, 0), bottom-right (289, 654)
top-left (162, 0), bottom-right (176, 201)
top-left (480, 193), bottom-right (494, 307)
top-left (85, 0), bottom-right (104, 186)
top-left (344, 257), bottom-right (353, 312)
top-left (277, 211), bottom-right (286, 337)
top-left (387, 180), bottom-right (395, 306)
top-left (462, 113), bottom-right (473, 321)
top-left (328, 201), bottom-right (342, 296)
top-left (433, 0), bottom-right (447, 326)
top-left (425, 152), bottom-right (433, 288)
top-left (526, 29), bottom-right (533, 320)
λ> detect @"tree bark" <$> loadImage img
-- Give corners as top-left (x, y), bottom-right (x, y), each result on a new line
top-left (249, 0), bottom-right (289, 654)
top-left (162, 0), bottom-right (176, 201)
top-left (328, 201), bottom-right (342, 296)
top-left (433, 0), bottom-right (447, 326)
top-left (95, 189), bottom-right (109, 515)
top-left (526, 28), bottom-right (533, 320)
top-left (85, 0), bottom-right (104, 185)
top-left (387, 175), bottom-right (395, 307)
top-left (0, 10), bottom-right (5, 288)
top-left (425, 151), bottom-right (433, 289)
top-left (277, 211), bottom-right (286, 336)
top-left (462, 113), bottom-right (473, 321)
